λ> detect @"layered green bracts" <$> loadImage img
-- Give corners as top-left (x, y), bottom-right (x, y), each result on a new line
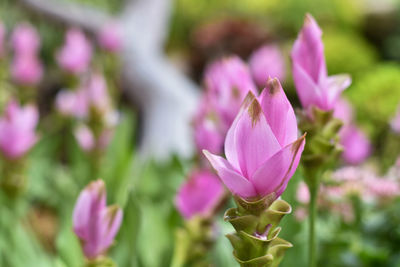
top-left (85, 257), bottom-right (116, 267)
top-left (224, 195), bottom-right (292, 267)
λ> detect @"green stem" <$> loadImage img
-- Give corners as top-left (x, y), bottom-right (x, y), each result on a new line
top-left (308, 183), bottom-right (318, 267)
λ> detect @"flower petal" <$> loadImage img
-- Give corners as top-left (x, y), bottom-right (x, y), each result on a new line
top-left (251, 135), bottom-right (305, 197)
top-left (203, 150), bottom-right (256, 198)
top-left (260, 78), bottom-right (298, 147)
top-left (292, 61), bottom-right (322, 109)
top-left (234, 98), bottom-right (281, 178)
top-left (224, 91), bottom-right (256, 170)
top-left (320, 74), bottom-right (351, 109)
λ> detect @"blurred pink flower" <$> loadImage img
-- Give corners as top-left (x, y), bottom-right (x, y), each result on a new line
top-left (97, 22), bottom-right (122, 53)
top-left (193, 98), bottom-right (224, 154)
top-left (0, 100), bottom-right (38, 159)
top-left (85, 73), bottom-right (110, 112)
top-left (175, 170), bottom-right (225, 220)
top-left (296, 182), bottom-right (310, 204)
top-left (291, 14), bottom-right (351, 111)
top-left (56, 28), bottom-right (92, 74)
top-left (365, 177), bottom-right (400, 198)
top-left (204, 56), bottom-right (258, 129)
top-left (11, 54), bottom-right (43, 86)
top-left (11, 23), bottom-right (40, 55)
top-left (73, 180), bottom-right (123, 259)
top-left (249, 44), bottom-right (286, 87)
top-left (340, 125), bottom-right (371, 165)
top-left (333, 98), bottom-right (353, 125)
top-left (55, 88), bottom-right (88, 119)
top-left (74, 125), bottom-right (95, 152)
top-left (204, 78), bottom-right (305, 199)
top-left (294, 207), bottom-right (308, 221)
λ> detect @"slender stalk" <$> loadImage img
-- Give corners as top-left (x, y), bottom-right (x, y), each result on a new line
top-left (308, 183), bottom-right (318, 267)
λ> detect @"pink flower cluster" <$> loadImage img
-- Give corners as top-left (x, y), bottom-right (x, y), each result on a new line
top-left (295, 166), bottom-right (400, 222)
top-left (11, 23), bottom-right (43, 86)
top-left (56, 73), bottom-right (118, 152)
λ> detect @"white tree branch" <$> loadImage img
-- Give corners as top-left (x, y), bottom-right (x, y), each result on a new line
top-left (20, 0), bottom-right (112, 32)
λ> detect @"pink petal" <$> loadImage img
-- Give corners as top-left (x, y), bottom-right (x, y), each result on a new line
top-left (203, 150), bottom-right (256, 198)
top-left (251, 135), bottom-right (305, 197)
top-left (320, 74), bottom-right (351, 110)
top-left (224, 91), bottom-right (256, 171)
top-left (260, 78), bottom-right (298, 147)
top-left (234, 98), bottom-right (281, 178)
top-left (292, 61), bottom-right (322, 109)
top-left (98, 206), bottom-right (123, 254)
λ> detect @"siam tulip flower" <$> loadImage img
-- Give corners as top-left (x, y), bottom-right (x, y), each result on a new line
top-left (204, 56), bottom-right (258, 129)
top-left (85, 73), bottom-right (111, 113)
top-left (0, 100), bottom-right (38, 159)
top-left (340, 125), bottom-right (371, 165)
top-left (175, 170), bottom-right (225, 220)
top-left (11, 23), bottom-right (40, 55)
top-left (204, 78), bottom-right (305, 200)
top-left (56, 28), bottom-right (92, 74)
top-left (249, 44), bottom-right (286, 88)
top-left (364, 177), bottom-right (400, 199)
top-left (11, 54), bottom-right (43, 86)
top-left (74, 124), bottom-right (95, 152)
top-left (333, 98), bottom-right (353, 125)
top-left (55, 88), bottom-right (88, 119)
top-left (193, 98), bottom-right (224, 154)
top-left (73, 180), bottom-right (123, 259)
top-left (291, 14), bottom-right (351, 111)
top-left (97, 22), bottom-right (122, 53)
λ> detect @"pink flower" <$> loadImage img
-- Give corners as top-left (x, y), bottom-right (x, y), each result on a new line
top-left (204, 78), bottom-right (305, 199)
top-left (55, 88), bottom-right (89, 119)
top-left (85, 73), bottom-right (110, 112)
top-left (340, 125), bottom-right (371, 165)
top-left (73, 180), bottom-right (123, 259)
top-left (97, 22), bottom-right (122, 53)
top-left (291, 14), bottom-right (351, 111)
top-left (205, 56), bottom-right (258, 129)
top-left (11, 23), bottom-right (40, 55)
top-left (175, 170), bottom-right (225, 220)
top-left (296, 182), bottom-right (310, 204)
top-left (249, 44), bottom-right (286, 88)
top-left (365, 177), bottom-right (400, 198)
top-left (56, 28), bottom-right (92, 74)
top-left (0, 100), bottom-right (38, 159)
top-left (74, 125), bottom-right (95, 152)
top-left (11, 54), bottom-right (43, 86)
top-left (0, 22), bottom-right (5, 57)
top-left (193, 98), bottom-right (224, 154)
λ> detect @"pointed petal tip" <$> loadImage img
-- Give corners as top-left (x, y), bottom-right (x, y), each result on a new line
top-left (265, 77), bottom-right (282, 95)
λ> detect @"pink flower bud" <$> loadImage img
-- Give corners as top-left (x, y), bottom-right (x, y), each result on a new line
top-left (97, 22), bottom-right (122, 53)
top-left (55, 88), bottom-right (89, 119)
top-left (56, 28), bottom-right (92, 74)
top-left (11, 23), bottom-right (40, 55)
top-left (0, 100), bottom-right (38, 159)
top-left (73, 180), bottom-right (123, 259)
top-left (249, 44), bottom-right (286, 87)
top-left (175, 170), bottom-right (225, 220)
top-left (391, 106), bottom-right (400, 134)
top-left (291, 14), bottom-right (351, 111)
top-left (11, 54), bottom-right (43, 86)
top-left (204, 56), bottom-right (258, 129)
top-left (74, 125), bottom-right (95, 152)
top-left (204, 78), bottom-right (305, 199)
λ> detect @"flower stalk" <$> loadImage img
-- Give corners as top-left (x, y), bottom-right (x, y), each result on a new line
top-left (224, 195), bottom-right (292, 266)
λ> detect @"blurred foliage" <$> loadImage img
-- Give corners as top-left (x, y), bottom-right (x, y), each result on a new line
top-left (346, 63), bottom-right (400, 137)
top-left (324, 29), bottom-right (378, 77)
